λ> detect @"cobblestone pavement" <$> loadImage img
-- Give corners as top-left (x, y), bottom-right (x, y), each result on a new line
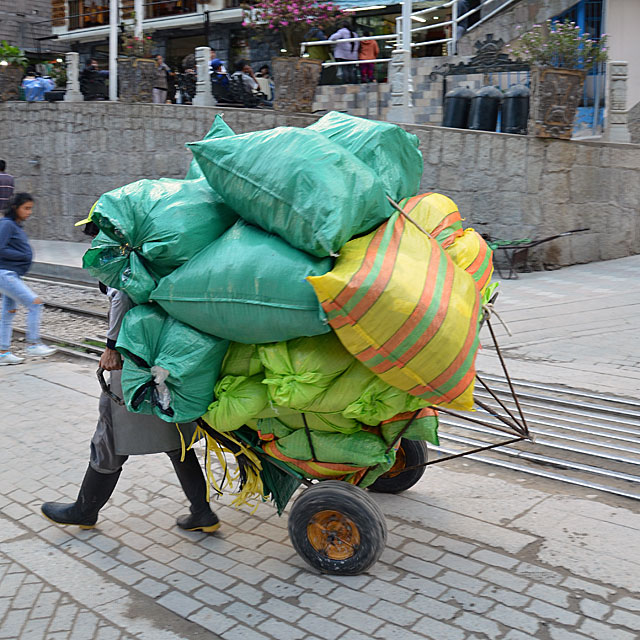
top-left (1, 358), bottom-right (639, 640)
top-left (2, 255), bottom-right (640, 640)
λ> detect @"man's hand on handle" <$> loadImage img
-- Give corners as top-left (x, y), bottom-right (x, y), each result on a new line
top-left (99, 347), bottom-right (122, 371)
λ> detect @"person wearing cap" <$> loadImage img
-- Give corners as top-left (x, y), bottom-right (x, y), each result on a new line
top-left (41, 211), bottom-right (220, 533)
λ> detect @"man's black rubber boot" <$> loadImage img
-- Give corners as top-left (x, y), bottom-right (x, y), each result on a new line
top-left (167, 448), bottom-right (220, 533)
top-left (41, 465), bottom-right (121, 529)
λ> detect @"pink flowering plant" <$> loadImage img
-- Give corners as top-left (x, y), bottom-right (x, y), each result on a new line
top-left (508, 19), bottom-right (607, 69)
top-left (120, 24), bottom-right (155, 58)
top-left (242, 0), bottom-right (344, 56)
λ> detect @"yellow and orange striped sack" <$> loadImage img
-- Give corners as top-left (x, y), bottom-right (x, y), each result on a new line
top-left (308, 193), bottom-right (493, 411)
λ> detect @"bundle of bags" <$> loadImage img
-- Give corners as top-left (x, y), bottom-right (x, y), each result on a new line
top-left (83, 111), bottom-right (494, 489)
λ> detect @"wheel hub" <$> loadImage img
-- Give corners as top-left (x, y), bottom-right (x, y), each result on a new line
top-left (307, 510), bottom-right (361, 560)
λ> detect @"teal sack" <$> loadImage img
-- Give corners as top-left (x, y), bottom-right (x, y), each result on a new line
top-left (151, 220), bottom-right (332, 343)
top-left (117, 305), bottom-right (229, 422)
top-left (307, 111), bottom-right (423, 203)
top-left (188, 127), bottom-right (391, 257)
top-left (185, 115), bottom-right (235, 180)
top-left (82, 178), bottom-right (237, 303)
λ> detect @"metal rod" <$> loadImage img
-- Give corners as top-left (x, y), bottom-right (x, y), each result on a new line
top-left (439, 417), bottom-right (640, 466)
top-left (437, 406), bottom-right (528, 438)
top-left (384, 409), bottom-right (422, 454)
top-left (423, 436), bottom-right (524, 466)
top-left (439, 432), bottom-right (640, 483)
top-left (475, 375), bottom-right (640, 417)
top-left (485, 316), bottom-right (530, 435)
top-left (476, 374), bottom-right (525, 428)
top-left (430, 444), bottom-right (640, 501)
top-left (386, 196), bottom-right (433, 238)
top-left (474, 397), bottom-right (527, 435)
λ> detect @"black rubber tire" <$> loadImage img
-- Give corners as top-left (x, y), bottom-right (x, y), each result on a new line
top-left (368, 439), bottom-right (428, 494)
top-left (288, 480), bottom-right (387, 575)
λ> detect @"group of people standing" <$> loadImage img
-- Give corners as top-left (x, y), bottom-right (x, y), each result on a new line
top-left (307, 21), bottom-right (380, 85)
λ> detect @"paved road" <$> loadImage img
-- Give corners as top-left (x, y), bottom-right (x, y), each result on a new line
top-left (1, 256), bottom-right (640, 640)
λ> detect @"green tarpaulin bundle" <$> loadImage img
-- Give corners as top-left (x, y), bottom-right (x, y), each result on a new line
top-left (151, 220), bottom-right (332, 344)
top-left (117, 304), bottom-right (229, 422)
top-left (83, 177), bottom-right (237, 303)
top-left (307, 111), bottom-right (423, 204)
top-left (187, 126), bottom-right (392, 257)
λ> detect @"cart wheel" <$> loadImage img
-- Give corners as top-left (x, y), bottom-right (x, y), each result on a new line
top-left (288, 480), bottom-right (387, 575)
top-left (368, 439), bottom-right (428, 494)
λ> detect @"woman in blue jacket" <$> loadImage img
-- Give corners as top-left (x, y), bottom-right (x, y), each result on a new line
top-left (0, 193), bottom-right (57, 364)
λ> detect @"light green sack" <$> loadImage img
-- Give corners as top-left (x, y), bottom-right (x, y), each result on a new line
top-left (83, 177), bottom-right (237, 303)
top-left (188, 127), bottom-right (391, 257)
top-left (151, 220), bottom-right (332, 344)
top-left (117, 305), bottom-right (229, 422)
top-left (220, 342), bottom-right (263, 377)
top-left (258, 333), bottom-right (354, 408)
top-left (203, 374), bottom-right (268, 432)
top-left (307, 111), bottom-right (423, 203)
top-left (380, 411), bottom-right (440, 446)
top-left (185, 115), bottom-right (235, 180)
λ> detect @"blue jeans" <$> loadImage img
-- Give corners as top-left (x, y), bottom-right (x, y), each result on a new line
top-left (0, 270), bottom-right (42, 350)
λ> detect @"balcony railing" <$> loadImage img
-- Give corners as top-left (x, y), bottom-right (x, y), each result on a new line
top-left (67, 0), bottom-right (198, 31)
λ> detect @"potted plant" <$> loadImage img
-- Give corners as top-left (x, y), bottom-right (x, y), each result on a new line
top-left (242, 0), bottom-right (343, 112)
top-left (0, 40), bottom-right (28, 102)
top-left (509, 20), bottom-right (608, 139)
top-left (118, 19), bottom-right (156, 103)
top-left (44, 58), bottom-right (67, 101)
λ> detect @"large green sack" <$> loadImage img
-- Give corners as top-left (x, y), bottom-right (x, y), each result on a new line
top-left (188, 127), bottom-right (391, 257)
top-left (259, 411), bottom-right (362, 435)
top-left (83, 178), bottom-right (237, 304)
top-left (307, 111), bottom-right (423, 203)
top-left (185, 115), bottom-right (235, 180)
top-left (151, 220), bottom-right (332, 344)
top-left (117, 305), bottom-right (229, 422)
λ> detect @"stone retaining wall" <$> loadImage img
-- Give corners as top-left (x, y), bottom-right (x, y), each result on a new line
top-left (1, 101), bottom-right (639, 267)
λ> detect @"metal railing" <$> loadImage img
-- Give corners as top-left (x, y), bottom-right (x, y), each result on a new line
top-left (300, 0), bottom-right (516, 77)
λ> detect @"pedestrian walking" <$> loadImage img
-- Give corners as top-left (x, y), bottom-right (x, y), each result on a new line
top-left (0, 160), bottom-right (14, 212)
top-left (358, 30), bottom-right (379, 83)
top-left (152, 54), bottom-right (171, 104)
top-left (41, 278), bottom-right (220, 533)
top-left (0, 193), bottom-right (57, 365)
top-left (329, 21), bottom-right (359, 84)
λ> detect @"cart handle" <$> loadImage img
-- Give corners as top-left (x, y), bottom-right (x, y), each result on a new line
top-left (96, 367), bottom-right (125, 406)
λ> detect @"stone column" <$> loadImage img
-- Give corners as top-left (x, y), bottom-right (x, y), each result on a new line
top-left (606, 61), bottom-right (631, 143)
top-left (386, 49), bottom-right (414, 124)
top-left (63, 52), bottom-right (83, 102)
top-left (193, 46), bottom-right (214, 107)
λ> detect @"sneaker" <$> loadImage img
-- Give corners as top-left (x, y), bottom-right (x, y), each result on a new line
top-left (0, 352), bottom-right (25, 365)
top-left (26, 343), bottom-right (58, 358)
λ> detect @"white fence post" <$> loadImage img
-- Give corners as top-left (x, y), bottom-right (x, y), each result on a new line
top-left (63, 52), bottom-right (83, 102)
top-left (193, 47), bottom-right (215, 107)
top-left (606, 60), bottom-right (631, 143)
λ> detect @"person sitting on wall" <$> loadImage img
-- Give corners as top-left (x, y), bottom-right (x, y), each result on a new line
top-left (209, 49), bottom-right (228, 74)
top-left (228, 60), bottom-right (270, 107)
top-left (79, 59), bottom-right (108, 101)
top-left (21, 67), bottom-right (55, 102)
top-left (256, 65), bottom-right (275, 101)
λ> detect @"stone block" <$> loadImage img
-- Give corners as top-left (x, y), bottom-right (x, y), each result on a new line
top-left (546, 139), bottom-right (577, 169)
top-left (569, 165), bottom-right (610, 203)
